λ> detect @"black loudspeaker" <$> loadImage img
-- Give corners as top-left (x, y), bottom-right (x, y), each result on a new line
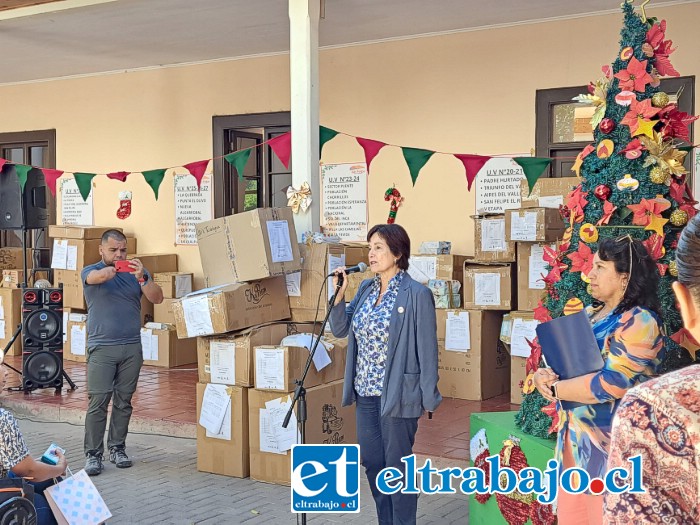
top-left (22, 288), bottom-right (63, 391)
top-left (0, 165), bottom-right (49, 230)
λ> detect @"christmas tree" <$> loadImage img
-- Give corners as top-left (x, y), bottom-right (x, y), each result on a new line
top-left (516, 1), bottom-right (699, 438)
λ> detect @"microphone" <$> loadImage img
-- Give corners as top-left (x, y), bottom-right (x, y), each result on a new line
top-left (327, 262), bottom-right (368, 278)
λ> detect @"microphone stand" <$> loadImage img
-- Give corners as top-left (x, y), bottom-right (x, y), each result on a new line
top-left (283, 275), bottom-right (342, 525)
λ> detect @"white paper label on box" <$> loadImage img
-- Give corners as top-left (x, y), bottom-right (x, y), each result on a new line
top-left (0, 320), bottom-right (5, 339)
top-left (473, 273), bottom-right (501, 306)
top-left (281, 333), bottom-right (332, 372)
top-left (51, 239), bottom-right (69, 270)
top-left (255, 348), bottom-right (286, 390)
top-left (480, 219), bottom-right (507, 252)
top-left (199, 383), bottom-right (231, 436)
top-left (285, 271), bottom-right (302, 297)
top-left (407, 257), bottom-right (437, 284)
top-left (265, 397), bottom-right (298, 453)
top-left (68, 313), bottom-right (87, 322)
top-left (266, 220), bottom-right (294, 263)
top-left (70, 325), bottom-right (87, 356)
top-left (327, 254), bottom-right (346, 300)
top-left (65, 245), bottom-right (78, 271)
top-left (174, 274), bottom-right (192, 298)
top-left (528, 244), bottom-right (554, 290)
top-left (140, 328), bottom-right (159, 361)
top-left (210, 341), bottom-right (236, 385)
top-left (63, 312), bottom-right (68, 343)
top-left (538, 195), bottom-right (564, 208)
top-left (182, 295), bottom-right (214, 337)
top-left (510, 318), bottom-right (540, 358)
top-left (259, 409), bottom-right (286, 455)
top-left (205, 400), bottom-right (232, 441)
top-left (445, 311), bottom-right (471, 352)
top-left (0, 296), bottom-right (4, 320)
top-left (510, 212), bottom-right (538, 242)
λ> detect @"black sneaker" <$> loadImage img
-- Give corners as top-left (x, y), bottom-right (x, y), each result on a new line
top-left (109, 447), bottom-right (132, 468)
top-left (85, 454), bottom-right (104, 476)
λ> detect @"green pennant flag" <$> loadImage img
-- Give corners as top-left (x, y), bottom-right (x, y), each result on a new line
top-left (320, 126), bottom-right (339, 156)
top-left (224, 149), bottom-right (252, 180)
top-left (13, 164), bottom-right (32, 192)
top-left (513, 157), bottom-right (553, 195)
top-left (142, 168), bottom-right (167, 200)
top-left (401, 147), bottom-right (435, 186)
top-left (73, 172), bottom-right (96, 201)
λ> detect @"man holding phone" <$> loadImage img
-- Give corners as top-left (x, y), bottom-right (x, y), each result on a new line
top-left (81, 229), bottom-right (163, 476)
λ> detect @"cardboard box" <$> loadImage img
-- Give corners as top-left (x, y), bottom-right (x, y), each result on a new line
top-left (140, 325), bottom-right (197, 367)
top-left (197, 323), bottom-right (289, 386)
top-left (510, 356), bottom-right (528, 405)
top-left (505, 208), bottom-right (565, 243)
top-left (516, 242), bottom-right (556, 311)
top-left (463, 264), bottom-right (514, 310)
top-left (0, 287), bottom-right (22, 355)
top-left (287, 243), bottom-right (344, 322)
top-left (196, 207), bottom-right (301, 286)
top-left (64, 311), bottom-right (88, 363)
top-left (128, 254), bottom-right (178, 274)
top-left (153, 298), bottom-right (178, 325)
top-left (345, 270), bottom-right (373, 303)
top-left (50, 237), bottom-right (136, 271)
top-left (172, 276), bottom-right (290, 339)
top-left (505, 311), bottom-right (539, 360)
top-left (196, 383), bottom-right (249, 478)
top-left (472, 215), bottom-right (516, 263)
top-left (1, 269), bottom-right (24, 288)
top-left (48, 225), bottom-right (123, 240)
top-left (0, 248), bottom-right (33, 271)
top-left (408, 254), bottom-right (468, 285)
top-left (342, 244), bottom-right (369, 266)
top-left (520, 177), bottom-right (576, 209)
top-left (249, 380), bottom-right (357, 485)
top-left (436, 309), bottom-right (510, 401)
top-left (153, 272), bottom-right (193, 299)
top-left (419, 241), bottom-right (451, 255)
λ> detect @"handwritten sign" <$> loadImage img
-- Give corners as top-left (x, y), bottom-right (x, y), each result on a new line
top-left (59, 177), bottom-right (93, 225)
top-left (321, 162), bottom-right (368, 241)
top-left (175, 173), bottom-right (213, 245)
top-left (475, 158), bottom-right (526, 214)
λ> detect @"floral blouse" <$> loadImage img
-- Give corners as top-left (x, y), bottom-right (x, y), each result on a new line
top-left (555, 306), bottom-right (664, 480)
top-left (0, 408), bottom-right (29, 478)
top-left (352, 270), bottom-right (404, 397)
top-left (604, 364), bottom-right (700, 524)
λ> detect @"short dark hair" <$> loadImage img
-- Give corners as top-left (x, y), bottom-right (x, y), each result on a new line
top-left (366, 224), bottom-right (410, 271)
top-left (101, 229), bottom-right (127, 244)
top-left (676, 213), bottom-right (700, 306)
top-left (597, 236), bottom-right (660, 316)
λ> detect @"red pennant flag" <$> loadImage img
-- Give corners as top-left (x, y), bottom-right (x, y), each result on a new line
top-left (107, 171), bottom-right (130, 182)
top-left (356, 137), bottom-right (387, 173)
top-left (0, 159), bottom-right (7, 173)
top-left (267, 132), bottom-right (292, 169)
top-left (453, 154), bottom-right (491, 191)
top-left (183, 160), bottom-right (210, 190)
top-left (41, 168), bottom-right (64, 197)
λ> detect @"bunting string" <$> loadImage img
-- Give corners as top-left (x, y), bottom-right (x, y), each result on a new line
top-left (0, 124), bottom-right (697, 202)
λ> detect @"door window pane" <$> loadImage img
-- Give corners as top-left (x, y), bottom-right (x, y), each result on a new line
top-left (552, 103), bottom-right (594, 143)
top-left (29, 146), bottom-right (46, 167)
top-left (3, 147), bottom-right (23, 163)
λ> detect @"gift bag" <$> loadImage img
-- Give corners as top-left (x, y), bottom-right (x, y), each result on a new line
top-left (45, 470), bottom-right (111, 525)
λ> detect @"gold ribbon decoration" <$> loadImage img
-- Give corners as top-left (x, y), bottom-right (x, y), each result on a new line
top-left (287, 182), bottom-right (312, 213)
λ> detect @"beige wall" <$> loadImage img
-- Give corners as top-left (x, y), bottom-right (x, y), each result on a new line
top-left (0, 3), bottom-right (698, 285)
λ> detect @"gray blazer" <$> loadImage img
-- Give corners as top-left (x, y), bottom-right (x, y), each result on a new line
top-left (329, 272), bottom-right (442, 418)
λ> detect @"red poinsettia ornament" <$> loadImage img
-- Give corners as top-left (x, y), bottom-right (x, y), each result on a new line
top-left (567, 242), bottom-right (594, 276)
top-left (614, 57), bottom-right (653, 92)
top-left (646, 20), bottom-right (680, 78)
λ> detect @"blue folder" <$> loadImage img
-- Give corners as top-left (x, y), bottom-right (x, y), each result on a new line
top-left (535, 310), bottom-right (605, 409)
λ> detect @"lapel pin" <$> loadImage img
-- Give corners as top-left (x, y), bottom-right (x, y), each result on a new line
top-left (398, 306), bottom-right (405, 314)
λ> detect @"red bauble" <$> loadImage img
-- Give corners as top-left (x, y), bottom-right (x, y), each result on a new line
top-left (594, 184), bottom-right (612, 201)
top-left (599, 118), bottom-right (616, 134)
top-left (558, 204), bottom-right (571, 221)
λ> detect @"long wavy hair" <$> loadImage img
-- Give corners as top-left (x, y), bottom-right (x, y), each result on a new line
top-left (596, 236), bottom-right (660, 316)
top-left (676, 213), bottom-right (700, 306)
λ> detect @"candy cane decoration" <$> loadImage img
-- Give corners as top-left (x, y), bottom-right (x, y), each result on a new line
top-left (384, 187), bottom-right (403, 224)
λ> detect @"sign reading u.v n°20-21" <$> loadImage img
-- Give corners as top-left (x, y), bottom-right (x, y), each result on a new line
top-left (291, 444), bottom-right (360, 513)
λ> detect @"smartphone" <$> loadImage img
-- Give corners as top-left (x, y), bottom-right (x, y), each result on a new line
top-left (114, 260), bottom-right (133, 273)
top-left (40, 443), bottom-right (65, 465)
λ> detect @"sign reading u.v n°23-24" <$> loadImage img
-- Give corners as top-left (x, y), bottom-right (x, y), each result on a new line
top-left (291, 444), bottom-right (360, 513)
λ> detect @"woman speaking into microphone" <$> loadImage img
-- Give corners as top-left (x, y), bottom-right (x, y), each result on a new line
top-left (329, 223), bottom-right (442, 525)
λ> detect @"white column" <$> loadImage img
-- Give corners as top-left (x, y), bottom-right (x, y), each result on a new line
top-left (288, 0), bottom-right (321, 240)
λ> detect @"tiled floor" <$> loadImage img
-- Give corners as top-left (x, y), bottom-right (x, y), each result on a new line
top-left (2, 354), bottom-right (518, 462)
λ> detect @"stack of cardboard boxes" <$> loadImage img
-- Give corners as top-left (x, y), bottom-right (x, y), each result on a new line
top-left (188, 208), bottom-right (356, 484)
top-left (500, 178), bottom-right (572, 403)
top-left (0, 247), bottom-right (26, 355)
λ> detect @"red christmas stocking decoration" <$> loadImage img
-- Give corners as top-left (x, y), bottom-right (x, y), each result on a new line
top-left (117, 191), bottom-right (132, 220)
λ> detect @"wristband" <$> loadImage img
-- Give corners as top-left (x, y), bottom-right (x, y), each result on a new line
top-left (550, 381), bottom-right (561, 400)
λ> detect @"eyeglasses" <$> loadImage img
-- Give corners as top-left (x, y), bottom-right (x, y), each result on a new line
top-left (615, 234), bottom-right (634, 294)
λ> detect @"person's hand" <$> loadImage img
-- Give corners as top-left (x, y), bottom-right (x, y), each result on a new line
top-left (534, 367), bottom-right (559, 403)
top-left (129, 258), bottom-right (145, 280)
top-left (332, 266), bottom-right (350, 306)
top-left (54, 449), bottom-right (68, 477)
top-left (102, 265), bottom-right (118, 281)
